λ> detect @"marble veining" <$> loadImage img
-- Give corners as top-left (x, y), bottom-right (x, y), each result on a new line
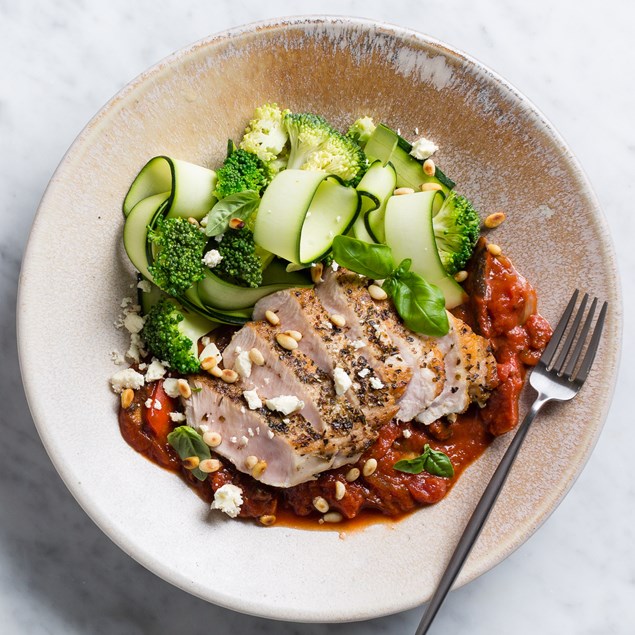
top-left (2, 0), bottom-right (634, 633)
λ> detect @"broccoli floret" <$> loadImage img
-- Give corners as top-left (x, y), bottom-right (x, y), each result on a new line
top-left (141, 299), bottom-right (201, 374)
top-left (432, 193), bottom-right (481, 274)
top-left (284, 112), bottom-right (368, 186)
top-left (239, 103), bottom-right (290, 172)
top-left (148, 217), bottom-right (207, 296)
top-left (215, 227), bottom-right (263, 288)
top-left (347, 116), bottom-right (376, 147)
top-left (214, 146), bottom-right (270, 200)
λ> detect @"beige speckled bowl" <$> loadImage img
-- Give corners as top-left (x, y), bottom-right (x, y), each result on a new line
top-left (18, 17), bottom-right (621, 622)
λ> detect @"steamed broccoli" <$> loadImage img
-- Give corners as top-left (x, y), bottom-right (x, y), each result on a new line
top-left (284, 112), bottom-right (368, 186)
top-left (347, 116), bottom-right (376, 147)
top-left (141, 299), bottom-right (202, 374)
top-left (239, 103), bottom-right (290, 173)
top-left (215, 227), bottom-right (263, 288)
top-left (214, 145), bottom-right (270, 200)
top-left (432, 193), bottom-right (481, 274)
top-left (148, 217), bottom-right (207, 296)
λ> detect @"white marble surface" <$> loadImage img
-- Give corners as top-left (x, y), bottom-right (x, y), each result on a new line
top-left (2, 1), bottom-right (633, 633)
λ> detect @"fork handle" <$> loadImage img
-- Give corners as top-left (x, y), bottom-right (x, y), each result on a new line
top-left (415, 393), bottom-right (551, 635)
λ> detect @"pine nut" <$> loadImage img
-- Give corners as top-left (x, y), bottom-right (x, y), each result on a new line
top-left (487, 243), bottom-right (502, 256)
top-left (177, 379), bottom-right (192, 399)
top-left (345, 467), bottom-right (360, 482)
top-left (183, 456), bottom-right (200, 470)
top-left (394, 187), bottom-right (415, 196)
top-left (229, 217), bottom-right (245, 230)
top-left (422, 158), bottom-right (436, 176)
top-left (221, 369), bottom-right (239, 383)
top-left (335, 481), bottom-right (346, 500)
top-left (199, 458), bottom-right (221, 473)
top-left (249, 348), bottom-right (265, 366)
top-left (313, 496), bottom-right (330, 513)
top-left (454, 270), bottom-right (468, 283)
top-left (311, 262), bottom-right (324, 284)
top-left (329, 314), bottom-right (346, 328)
top-left (484, 212), bottom-right (506, 228)
top-left (252, 460), bottom-right (268, 479)
top-left (245, 455), bottom-right (259, 470)
top-left (259, 514), bottom-right (277, 526)
top-left (275, 333), bottom-right (298, 351)
top-left (203, 431), bottom-right (222, 447)
top-left (200, 356), bottom-right (217, 371)
top-left (285, 330), bottom-right (302, 342)
top-left (323, 512), bottom-right (344, 523)
top-left (368, 284), bottom-right (388, 301)
top-left (187, 217), bottom-right (200, 227)
top-left (120, 388), bottom-right (134, 409)
top-left (420, 182), bottom-right (443, 192)
top-left (265, 310), bottom-right (280, 326)
top-left (363, 458), bottom-right (378, 477)
top-left (210, 366), bottom-right (223, 378)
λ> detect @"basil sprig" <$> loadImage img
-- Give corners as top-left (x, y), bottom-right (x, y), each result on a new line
top-left (331, 236), bottom-right (449, 337)
top-left (167, 425), bottom-right (211, 481)
top-left (203, 190), bottom-right (260, 237)
top-left (394, 444), bottom-right (454, 478)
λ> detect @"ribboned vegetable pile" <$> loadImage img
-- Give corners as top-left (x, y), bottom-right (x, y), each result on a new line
top-left (121, 103), bottom-right (482, 372)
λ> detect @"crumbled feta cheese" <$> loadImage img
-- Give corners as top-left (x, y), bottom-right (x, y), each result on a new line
top-left (402, 429), bottom-right (412, 439)
top-left (110, 350), bottom-right (125, 365)
top-left (370, 376), bottom-right (385, 390)
top-left (169, 412), bottom-right (186, 422)
top-left (239, 435), bottom-right (249, 447)
top-left (126, 332), bottom-right (146, 363)
top-left (199, 342), bottom-right (222, 364)
top-left (211, 484), bottom-right (243, 518)
top-left (120, 297), bottom-right (133, 309)
top-left (144, 398), bottom-right (153, 408)
top-left (265, 395), bottom-right (304, 415)
top-left (357, 368), bottom-right (371, 378)
top-left (201, 336), bottom-right (211, 346)
top-left (138, 362), bottom-right (147, 370)
top-left (230, 436), bottom-right (237, 444)
top-left (123, 312), bottom-right (145, 334)
top-left (137, 280), bottom-right (152, 293)
top-left (331, 261), bottom-right (340, 271)
top-left (282, 418), bottom-right (290, 424)
top-left (243, 389), bottom-right (262, 410)
top-left (409, 136), bottom-right (439, 160)
top-left (267, 430), bottom-right (275, 439)
top-left (202, 249), bottom-right (223, 268)
top-left (145, 358), bottom-right (167, 382)
top-left (352, 340), bottom-right (366, 350)
top-left (214, 233), bottom-right (224, 243)
top-left (333, 367), bottom-right (352, 396)
top-left (234, 350), bottom-right (252, 379)
top-left (110, 368), bottom-right (145, 393)
top-left (248, 428), bottom-right (254, 437)
top-left (153, 399), bottom-right (162, 410)
top-left (163, 378), bottom-right (180, 399)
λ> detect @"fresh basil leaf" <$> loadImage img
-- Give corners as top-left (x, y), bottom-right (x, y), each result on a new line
top-left (204, 190), bottom-right (260, 237)
top-left (332, 235), bottom-right (395, 280)
top-left (423, 446), bottom-right (455, 478)
top-left (390, 271), bottom-right (449, 336)
top-left (393, 456), bottom-right (426, 474)
top-left (167, 425), bottom-right (211, 481)
top-left (393, 258), bottom-right (412, 279)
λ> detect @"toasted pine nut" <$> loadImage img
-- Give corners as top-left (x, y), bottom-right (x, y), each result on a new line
top-left (120, 388), bottom-right (134, 409)
top-left (221, 369), bottom-right (239, 383)
top-left (329, 314), bottom-right (346, 328)
top-left (183, 456), bottom-right (200, 470)
top-left (345, 467), bottom-right (360, 482)
top-left (285, 330), bottom-right (302, 342)
top-left (454, 270), bottom-right (468, 283)
top-left (210, 366), bottom-right (223, 378)
top-left (259, 514), bottom-right (277, 526)
top-left (177, 379), bottom-right (192, 399)
top-left (276, 333), bottom-right (298, 351)
top-left (313, 496), bottom-right (330, 514)
top-left (249, 348), bottom-right (265, 366)
top-left (229, 217), bottom-right (245, 230)
top-left (311, 262), bottom-right (324, 284)
top-left (363, 458), bottom-right (378, 477)
top-left (200, 356), bottom-right (217, 371)
top-left (335, 481), bottom-right (346, 500)
top-left (484, 212), bottom-right (506, 228)
top-left (252, 460), bottom-right (268, 479)
top-left (187, 217), bottom-right (200, 227)
top-left (487, 243), bottom-right (502, 256)
top-left (199, 458), bottom-right (221, 473)
top-left (394, 187), bottom-right (415, 196)
top-left (368, 284), bottom-right (388, 301)
top-left (265, 310), bottom-right (280, 326)
top-left (245, 455), bottom-right (259, 470)
top-left (422, 158), bottom-right (436, 176)
top-left (203, 431), bottom-right (222, 447)
top-left (323, 512), bottom-right (344, 523)
top-left (420, 182), bottom-right (443, 192)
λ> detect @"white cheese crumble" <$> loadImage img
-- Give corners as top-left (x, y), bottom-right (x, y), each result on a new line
top-left (169, 412), bottom-right (186, 422)
top-left (265, 395), bottom-right (304, 415)
top-left (162, 378), bottom-right (180, 399)
top-left (137, 280), bottom-right (152, 293)
top-left (402, 429), bottom-right (412, 439)
top-left (123, 312), bottom-right (145, 334)
top-left (243, 389), bottom-right (262, 410)
top-left (145, 358), bottom-right (167, 382)
top-left (144, 398), bottom-right (153, 408)
top-left (267, 430), bottom-right (275, 439)
top-left (110, 350), bottom-right (125, 365)
top-left (409, 136), bottom-right (439, 160)
top-left (202, 249), bottom-right (223, 268)
top-left (239, 435), bottom-right (249, 447)
top-left (126, 332), bottom-right (147, 363)
top-left (357, 368), bottom-right (371, 378)
top-left (199, 342), bottom-right (222, 364)
top-left (214, 233), bottom-right (224, 243)
top-left (333, 367), bottom-right (352, 396)
top-left (153, 399), bottom-right (162, 410)
top-left (120, 297), bottom-right (134, 309)
top-left (352, 340), bottom-right (366, 350)
top-left (211, 484), bottom-right (243, 518)
top-left (233, 350), bottom-right (252, 379)
top-left (331, 261), bottom-right (340, 271)
top-left (110, 368), bottom-right (145, 393)
top-left (370, 376), bottom-right (385, 390)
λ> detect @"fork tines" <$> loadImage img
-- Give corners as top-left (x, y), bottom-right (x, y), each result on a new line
top-left (540, 289), bottom-right (608, 383)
